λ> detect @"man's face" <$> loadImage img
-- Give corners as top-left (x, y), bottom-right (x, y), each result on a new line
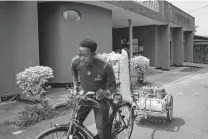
top-left (78, 46), bottom-right (93, 66)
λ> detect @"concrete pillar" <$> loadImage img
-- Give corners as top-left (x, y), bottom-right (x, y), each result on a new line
top-left (129, 19), bottom-right (133, 59)
top-left (172, 27), bottom-right (183, 66)
top-left (0, 1), bottom-right (39, 96)
top-left (184, 31), bottom-right (194, 62)
top-left (156, 25), bottom-right (170, 70)
top-left (155, 26), bottom-right (160, 68)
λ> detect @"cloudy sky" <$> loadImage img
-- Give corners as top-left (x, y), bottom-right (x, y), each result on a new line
top-left (167, 0), bottom-right (208, 36)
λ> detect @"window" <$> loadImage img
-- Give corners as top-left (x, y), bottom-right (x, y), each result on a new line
top-left (62, 10), bottom-right (81, 22)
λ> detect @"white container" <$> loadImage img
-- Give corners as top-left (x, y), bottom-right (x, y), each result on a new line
top-left (137, 98), bottom-right (164, 112)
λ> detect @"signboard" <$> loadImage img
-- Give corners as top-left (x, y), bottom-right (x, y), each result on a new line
top-left (167, 4), bottom-right (190, 28)
top-left (133, 39), bottom-right (139, 53)
top-left (139, 46), bottom-right (144, 52)
top-left (132, 0), bottom-right (160, 13)
top-left (121, 38), bottom-right (140, 56)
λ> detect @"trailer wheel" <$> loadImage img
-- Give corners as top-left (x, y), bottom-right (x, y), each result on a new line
top-left (167, 96), bottom-right (173, 123)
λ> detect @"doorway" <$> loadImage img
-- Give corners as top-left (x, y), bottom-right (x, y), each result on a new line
top-left (170, 41), bottom-right (172, 65)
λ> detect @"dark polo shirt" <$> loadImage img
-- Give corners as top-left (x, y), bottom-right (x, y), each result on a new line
top-left (71, 55), bottom-right (116, 93)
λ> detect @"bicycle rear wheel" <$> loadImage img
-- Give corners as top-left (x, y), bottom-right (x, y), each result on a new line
top-left (110, 102), bottom-right (134, 139)
top-left (36, 126), bottom-right (87, 139)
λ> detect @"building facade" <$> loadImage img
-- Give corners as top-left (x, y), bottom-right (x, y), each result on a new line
top-left (193, 35), bottom-right (208, 64)
top-left (0, 1), bottom-right (195, 97)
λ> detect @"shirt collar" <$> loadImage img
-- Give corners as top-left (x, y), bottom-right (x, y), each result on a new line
top-left (87, 57), bottom-right (96, 68)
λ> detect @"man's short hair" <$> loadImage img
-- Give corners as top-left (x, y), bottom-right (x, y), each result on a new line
top-left (79, 38), bottom-right (97, 52)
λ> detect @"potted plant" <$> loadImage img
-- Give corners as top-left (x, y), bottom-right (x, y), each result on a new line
top-left (130, 55), bottom-right (150, 84)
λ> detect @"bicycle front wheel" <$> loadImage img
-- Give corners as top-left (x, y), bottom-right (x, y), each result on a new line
top-left (36, 126), bottom-right (87, 139)
top-left (110, 102), bottom-right (134, 139)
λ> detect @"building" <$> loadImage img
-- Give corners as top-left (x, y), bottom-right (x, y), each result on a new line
top-left (193, 35), bottom-right (208, 64)
top-left (194, 35), bottom-right (208, 41)
top-left (0, 1), bottom-right (195, 97)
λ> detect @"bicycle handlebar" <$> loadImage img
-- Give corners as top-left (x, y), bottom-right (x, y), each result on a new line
top-left (69, 90), bottom-right (120, 109)
top-left (72, 91), bottom-right (101, 108)
top-left (84, 91), bottom-right (100, 108)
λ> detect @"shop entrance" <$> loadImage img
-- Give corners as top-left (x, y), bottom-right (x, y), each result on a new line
top-left (118, 38), bottom-right (143, 57)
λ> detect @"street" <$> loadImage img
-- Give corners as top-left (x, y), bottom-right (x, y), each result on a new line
top-left (0, 1), bottom-right (207, 139)
top-left (85, 71), bottom-right (208, 139)
top-left (1, 69), bottom-right (208, 139)
top-left (130, 72), bottom-right (208, 139)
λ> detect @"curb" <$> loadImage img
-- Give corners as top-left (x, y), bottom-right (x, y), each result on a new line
top-left (16, 88), bottom-right (69, 105)
top-left (166, 74), bottom-right (195, 86)
top-left (0, 93), bottom-right (21, 104)
top-left (52, 101), bottom-right (70, 109)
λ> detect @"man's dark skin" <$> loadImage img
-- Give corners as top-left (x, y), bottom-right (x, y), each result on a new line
top-left (71, 39), bottom-right (116, 139)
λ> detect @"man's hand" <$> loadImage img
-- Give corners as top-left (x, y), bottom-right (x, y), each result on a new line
top-left (69, 87), bottom-right (84, 96)
top-left (74, 86), bottom-right (79, 93)
top-left (96, 89), bottom-right (111, 100)
top-left (68, 89), bottom-right (76, 99)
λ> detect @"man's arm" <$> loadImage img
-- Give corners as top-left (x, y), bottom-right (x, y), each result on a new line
top-left (71, 56), bottom-right (79, 90)
top-left (104, 63), bottom-right (117, 94)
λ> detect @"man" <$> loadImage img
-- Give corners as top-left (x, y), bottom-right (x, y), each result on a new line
top-left (71, 38), bottom-right (116, 139)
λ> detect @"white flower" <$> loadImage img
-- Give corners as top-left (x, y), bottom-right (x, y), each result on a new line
top-left (130, 56), bottom-right (150, 73)
top-left (16, 66), bottom-right (54, 98)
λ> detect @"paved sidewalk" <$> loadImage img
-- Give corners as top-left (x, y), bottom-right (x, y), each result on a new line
top-left (0, 89), bottom-right (70, 123)
top-left (144, 62), bottom-right (208, 85)
top-left (0, 89), bottom-right (70, 139)
top-left (46, 88), bottom-right (70, 107)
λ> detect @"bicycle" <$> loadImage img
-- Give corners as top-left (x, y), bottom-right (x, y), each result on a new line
top-left (35, 90), bottom-right (134, 139)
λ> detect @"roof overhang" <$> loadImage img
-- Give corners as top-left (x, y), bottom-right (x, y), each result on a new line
top-left (169, 22), bottom-right (194, 32)
top-left (78, 1), bottom-right (164, 28)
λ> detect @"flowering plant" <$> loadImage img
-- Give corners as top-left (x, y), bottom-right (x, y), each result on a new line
top-left (97, 53), bottom-right (111, 61)
top-left (16, 66), bottom-right (54, 100)
top-left (130, 55), bottom-right (150, 73)
top-left (5, 66), bottom-right (57, 128)
top-left (97, 52), bottom-right (120, 62)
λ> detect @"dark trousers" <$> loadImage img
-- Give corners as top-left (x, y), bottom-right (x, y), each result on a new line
top-left (76, 99), bottom-right (112, 139)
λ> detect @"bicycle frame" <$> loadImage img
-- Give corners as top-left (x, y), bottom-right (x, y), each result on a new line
top-left (53, 93), bottom-right (133, 139)
top-left (68, 99), bottom-right (119, 138)
top-left (52, 102), bottom-right (96, 139)
top-left (68, 103), bottom-right (96, 139)
top-left (70, 121), bottom-right (95, 139)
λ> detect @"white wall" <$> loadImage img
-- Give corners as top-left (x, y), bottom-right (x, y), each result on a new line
top-left (0, 2), bottom-right (39, 96)
top-left (38, 2), bottom-right (112, 83)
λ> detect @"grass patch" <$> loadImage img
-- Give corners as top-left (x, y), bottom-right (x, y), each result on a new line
top-left (4, 104), bottom-right (59, 128)
top-left (4, 100), bottom-right (73, 129)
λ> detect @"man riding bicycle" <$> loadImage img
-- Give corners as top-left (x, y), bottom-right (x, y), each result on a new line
top-left (71, 38), bottom-right (117, 139)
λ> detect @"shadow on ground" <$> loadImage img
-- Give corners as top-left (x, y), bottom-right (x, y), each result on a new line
top-left (135, 116), bottom-right (185, 139)
top-left (144, 68), bottom-right (164, 76)
top-left (180, 67), bottom-right (203, 72)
